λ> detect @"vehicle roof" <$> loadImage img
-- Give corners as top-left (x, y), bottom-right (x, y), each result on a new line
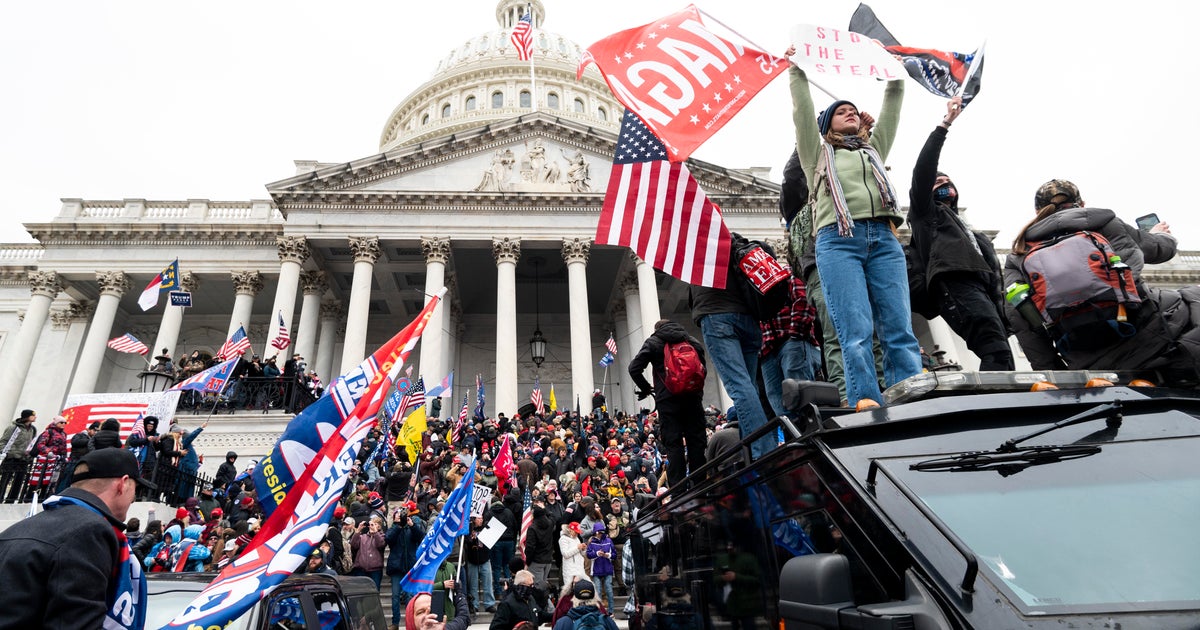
top-left (146, 572), bottom-right (376, 595)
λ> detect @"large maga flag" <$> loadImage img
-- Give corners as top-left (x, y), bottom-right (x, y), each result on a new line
top-left (579, 5), bottom-right (787, 162)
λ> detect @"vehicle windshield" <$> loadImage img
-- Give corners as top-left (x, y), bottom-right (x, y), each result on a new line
top-left (145, 589), bottom-right (251, 630)
top-left (887, 436), bottom-right (1200, 614)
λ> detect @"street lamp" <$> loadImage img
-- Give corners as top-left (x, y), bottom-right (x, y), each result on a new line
top-left (529, 257), bottom-right (546, 367)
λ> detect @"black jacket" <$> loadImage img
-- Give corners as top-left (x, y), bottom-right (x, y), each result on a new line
top-left (628, 321), bottom-right (707, 404)
top-left (907, 126), bottom-right (1003, 318)
top-left (489, 587), bottom-right (552, 630)
top-left (524, 514), bottom-right (557, 565)
top-left (0, 488), bottom-right (128, 629)
top-left (487, 502), bottom-right (517, 542)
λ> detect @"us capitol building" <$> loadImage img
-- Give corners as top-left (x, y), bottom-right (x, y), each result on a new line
top-left (2, 0), bottom-right (1198, 474)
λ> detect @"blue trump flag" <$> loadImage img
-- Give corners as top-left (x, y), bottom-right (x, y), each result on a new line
top-left (400, 459), bottom-right (477, 593)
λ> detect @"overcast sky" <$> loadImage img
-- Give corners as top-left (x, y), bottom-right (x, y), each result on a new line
top-left (2, 0), bottom-right (1196, 250)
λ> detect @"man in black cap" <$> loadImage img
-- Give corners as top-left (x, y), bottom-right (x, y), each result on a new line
top-left (0, 409), bottom-right (37, 502)
top-left (646, 578), bottom-right (703, 630)
top-left (0, 447), bottom-right (155, 629)
top-left (550, 578), bottom-right (619, 630)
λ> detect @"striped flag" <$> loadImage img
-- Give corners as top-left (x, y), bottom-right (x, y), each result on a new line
top-left (598, 352), bottom-right (614, 367)
top-left (605, 334), bottom-right (618, 355)
top-left (595, 109), bottom-right (732, 289)
top-left (510, 11), bottom-right (533, 61)
top-left (395, 377), bottom-right (426, 422)
top-left (270, 311), bottom-right (291, 351)
top-left (170, 357), bottom-right (240, 393)
top-left (216, 326), bottom-right (252, 360)
top-left (530, 376), bottom-right (543, 413)
top-left (107, 333), bottom-right (149, 355)
top-left (61, 402), bottom-right (150, 444)
top-left (138, 259), bottom-right (180, 311)
top-left (452, 393), bottom-right (470, 445)
top-left (518, 484), bottom-right (533, 561)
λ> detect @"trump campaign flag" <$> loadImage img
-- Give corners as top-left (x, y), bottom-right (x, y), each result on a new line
top-left (596, 109), bottom-right (732, 288)
top-left (164, 289), bottom-right (445, 629)
top-left (399, 459), bottom-right (476, 593)
top-left (579, 5), bottom-right (787, 161)
top-left (848, 3), bottom-right (984, 105)
top-left (170, 357), bottom-right (240, 393)
top-left (137, 259), bottom-right (180, 311)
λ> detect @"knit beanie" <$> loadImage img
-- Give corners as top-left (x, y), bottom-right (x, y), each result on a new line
top-left (817, 100), bottom-right (855, 135)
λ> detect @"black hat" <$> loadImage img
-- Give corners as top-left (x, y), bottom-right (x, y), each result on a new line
top-left (664, 578), bottom-right (687, 598)
top-left (73, 448), bottom-right (156, 489)
top-left (310, 548), bottom-right (325, 560)
top-left (573, 579), bottom-right (596, 600)
top-left (817, 100), bottom-right (856, 135)
top-left (19, 409), bottom-right (35, 420)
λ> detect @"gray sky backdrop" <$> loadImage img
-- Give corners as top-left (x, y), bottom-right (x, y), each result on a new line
top-left (2, 0), bottom-right (1196, 249)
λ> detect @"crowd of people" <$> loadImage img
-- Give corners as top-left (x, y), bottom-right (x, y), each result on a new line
top-left (150, 347), bottom-right (322, 413)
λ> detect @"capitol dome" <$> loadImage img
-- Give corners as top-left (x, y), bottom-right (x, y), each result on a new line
top-left (379, 0), bottom-right (622, 150)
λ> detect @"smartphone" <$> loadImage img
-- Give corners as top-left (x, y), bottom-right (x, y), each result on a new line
top-left (430, 591), bottom-right (445, 622)
top-left (1136, 213), bottom-right (1160, 231)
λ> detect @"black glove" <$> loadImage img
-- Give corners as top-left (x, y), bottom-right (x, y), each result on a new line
top-left (636, 388), bottom-right (651, 400)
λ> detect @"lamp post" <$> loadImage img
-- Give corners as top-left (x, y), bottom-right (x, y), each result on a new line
top-left (529, 257), bottom-right (546, 368)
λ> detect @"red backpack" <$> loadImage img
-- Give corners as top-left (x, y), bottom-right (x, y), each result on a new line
top-left (663, 341), bottom-right (706, 395)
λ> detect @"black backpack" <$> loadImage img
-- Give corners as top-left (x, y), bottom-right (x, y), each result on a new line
top-left (729, 232), bottom-right (790, 321)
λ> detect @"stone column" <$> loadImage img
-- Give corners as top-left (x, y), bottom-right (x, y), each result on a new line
top-left (295, 271), bottom-right (326, 367)
top-left (0, 272), bottom-right (63, 422)
top-left (563, 238), bottom-right (594, 410)
top-left (612, 303), bottom-right (636, 414)
top-left (341, 236), bottom-right (381, 369)
top-left (620, 275), bottom-right (644, 350)
top-left (265, 236), bottom-right (309, 357)
top-left (151, 271), bottom-right (197, 361)
top-left (419, 237), bottom-right (450, 382)
top-left (493, 237), bottom-right (521, 416)
top-left (315, 300), bottom-right (342, 384)
top-left (69, 271), bottom-right (131, 396)
top-left (632, 253), bottom-right (662, 332)
top-left (228, 271), bottom-right (263, 339)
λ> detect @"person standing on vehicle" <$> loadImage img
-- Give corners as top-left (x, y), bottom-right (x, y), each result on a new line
top-left (907, 96), bottom-right (1013, 371)
top-left (0, 447), bottom-right (154, 629)
top-left (628, 320), bottom-right (708, 489)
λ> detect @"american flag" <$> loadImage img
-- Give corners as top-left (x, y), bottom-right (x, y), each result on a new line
top-left (530, 376), bottom-right (543, 413)
top-left (595, 109), bottom-right (732, 289)
top-left (510, 11), bottom-right (533, 61)
top-left (106, 333), bottom-right (148, 355)
top-left (216, 326), bottom-right (252, 360)
top-left (605, 334), bottom-right (618, 355)
top-left (394, 377), bottom-right (425, 422)
top-left (452, 393), bottom-right (470, 444)
top-left (270, 311), bottom-right (291, 351)
top-left (518, 485), bottom-right (533, 561)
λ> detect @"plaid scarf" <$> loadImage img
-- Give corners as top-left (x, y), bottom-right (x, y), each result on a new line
top-left (820, 139), bottom-right (899, 237)
top-left (43, 494), bottom-right (147, 630)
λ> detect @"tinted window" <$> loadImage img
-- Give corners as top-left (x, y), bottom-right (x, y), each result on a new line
top-left (310, 590), bottom-right (348, 630)
top-left (268, 594), bottom-right (309, 629)
top-left (345, 593), bottom-right (388, 630)
top-left (145, 588), bottom-right (252, 630)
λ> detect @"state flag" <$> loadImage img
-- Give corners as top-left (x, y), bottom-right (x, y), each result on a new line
top-left (138, 259), bottom-right (180, 311)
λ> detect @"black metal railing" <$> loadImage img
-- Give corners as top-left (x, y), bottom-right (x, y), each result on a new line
top-left (176, 375), bottom-right (318, 415)
top-left (0, 452), bottom-right (214, 507)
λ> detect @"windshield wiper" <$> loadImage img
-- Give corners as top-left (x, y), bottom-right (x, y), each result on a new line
top-left (910, 444), bottom-right (1102, 477)
top-left (996, 400), bottom-right (1123, 452)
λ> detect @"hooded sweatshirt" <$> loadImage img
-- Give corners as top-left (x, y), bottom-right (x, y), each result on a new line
top-left (627, 321), bottom-right (707, 404)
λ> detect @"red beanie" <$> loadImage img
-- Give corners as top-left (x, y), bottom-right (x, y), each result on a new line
top-left (176, 507), bottom-right (188, 520)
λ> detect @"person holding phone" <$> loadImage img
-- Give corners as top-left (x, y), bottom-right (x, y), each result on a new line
top-left (405, 588), bottom-right (470, 630)
top-left (350, 516), bottom-right (386, 590)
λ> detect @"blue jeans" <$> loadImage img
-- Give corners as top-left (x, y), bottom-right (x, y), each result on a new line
top-left (491, 539), bottom-right (515, 593)
top-left (593, 573), bottom-right (614, 612)
top-left (466, 561), bottom-right (496, 609)
top-left (699, 312), bottom-right (773, 459)
top-left (761, 339), bottom-right (823, 416)
top-left (816, 220), bottom-right (922, 404)
top-left (390, 574), bottom-right (412, 624)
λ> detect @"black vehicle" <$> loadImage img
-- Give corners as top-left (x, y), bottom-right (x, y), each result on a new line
top-left (145, 572), bottom-right (387, 630)
top-left (629, 371), bottom-right (1200, 630)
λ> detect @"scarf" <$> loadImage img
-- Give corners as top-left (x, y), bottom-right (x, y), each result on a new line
top-left (43, 494), bottom-right (147, 630)
top-left (819, 141), bottom-right (899, 237)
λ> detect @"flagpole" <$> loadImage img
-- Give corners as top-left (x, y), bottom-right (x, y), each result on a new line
top-left (527, 3), bottom-right (536, 112)
top-left (696, 7), bottom-right (837, 101)
top-left (453, 448), bottom-right (475, 594)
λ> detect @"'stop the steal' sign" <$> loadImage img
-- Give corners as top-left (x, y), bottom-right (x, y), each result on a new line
top-left (787, 25), bottom-right (904, 79)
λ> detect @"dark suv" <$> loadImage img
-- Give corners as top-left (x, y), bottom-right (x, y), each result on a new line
top-left (630, 371), bottom-right (1200, 629)
top-left (146, 572), bottom-right (387, 630)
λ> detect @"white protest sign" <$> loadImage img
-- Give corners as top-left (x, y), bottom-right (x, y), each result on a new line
top-left (470, 485), bottom-right (494, 519)
top-left (478, 517), bottom-right (507, 549)
top-left (788, 25), bottom-right (904, 80)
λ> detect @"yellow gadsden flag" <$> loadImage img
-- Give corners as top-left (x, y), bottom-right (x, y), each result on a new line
top-left (549, 384), bottom-right (557, 412)
top-left (395, 406), bottom-right (427, 464)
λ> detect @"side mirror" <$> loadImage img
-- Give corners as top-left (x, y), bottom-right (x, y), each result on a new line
top-left (779, 554), bottom-right (855, 629)
top-left (782, 380), bottom-right (841, 412)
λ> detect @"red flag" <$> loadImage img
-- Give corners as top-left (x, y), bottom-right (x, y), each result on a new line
top-left (580, 5), bottom-right (787, 161)
top-left (596, 109), bottom-right (732, 288)
top-left (494, 434), bottom-right (516, 496)
top-left (581, 475), bottom-right (592, 498)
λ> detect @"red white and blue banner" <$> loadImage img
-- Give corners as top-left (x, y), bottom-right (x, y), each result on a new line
top-left (399, 458), bottom-right (476, 593)
top-left (169, 357), bottom-right (240, 393)
top-left (163, 289), bottom-right (445, 629)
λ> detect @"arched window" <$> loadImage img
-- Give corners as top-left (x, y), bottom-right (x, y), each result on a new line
top-left (598, 107), bottom-right (607, 121)
top-left (492, 91), bottom-right (504, 108)
top-left (466, 96), bottom-right (477, 111)
top-left (574, 98), bottom-right (585, 113)
top-left (421, 114), bottom-right (429, 125)
top-left (441, 103), bottom-right (452, 118)
top-left (547, 93), bottom-right (559, 109)
top-left (520, 91), bottom-right (531, 108)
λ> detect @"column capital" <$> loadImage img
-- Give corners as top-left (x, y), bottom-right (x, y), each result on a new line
top-left (492, 237), bottom-right (521, 265)
top-left (349, 236), bottom-right (382, 264)
top-left (627, 251), bottom-right (645, 266)
top-left (300, 270), bottom-right (328, 295)
top-left (277, 235), bottom-right (310, 264)
top-left (231, 271), bottom-right (264, 296)
top-left (765, 237), bottom-right (789, 260)
top-left (612, 300), bottom-right (627, 320)
top-left (97, 271), bottom-right (131, 297)
top-left (320, 300), bottom-right (343, 321)
top-left (51, 300), bottom-right (93, 329)
top-left (561, 237), bottom-right (592, 264)
top-left (28, 270), bottom-right (63, 298)
top-left (421, 237), bottom-right (452, 264)
top-left (618, 274), bottom-right (639, 296)
top-left (180, 271), bottom-right (199, 293)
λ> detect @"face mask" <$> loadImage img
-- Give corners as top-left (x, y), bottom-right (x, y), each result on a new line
top-left (934, 184), bottom-right (955, 200)
top-left (514, 584), bottom-right (533, 601)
